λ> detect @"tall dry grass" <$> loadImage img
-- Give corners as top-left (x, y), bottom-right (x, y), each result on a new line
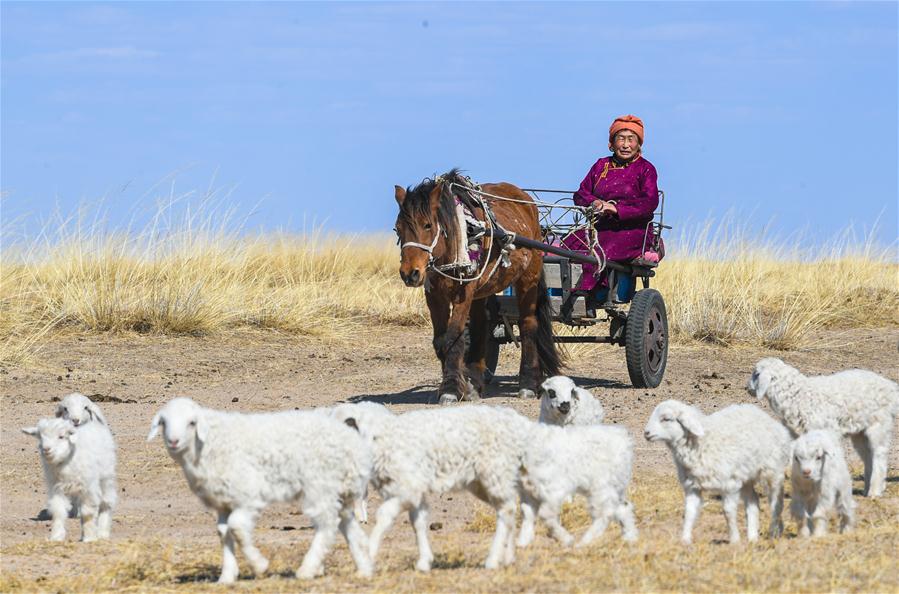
top-left (654, 221), bottom-right (898, 349)
top-left (1, 204), bottom-right (896, 366)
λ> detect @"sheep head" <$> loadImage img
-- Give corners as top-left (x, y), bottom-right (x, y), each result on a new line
top-left (56, 392), bottom-right (107, 427)
top-left (539, 375), bottom-right (583, 419)
top-left (746, 357), bottom-right (792, 401)
top-left (792, 430), bottom-right (837, 483)
top-left (644, 400), bottom-right (705, 443)
top-left (148, 397), bottom-right (208, 455)
top-left (22, 418), bottom-right (77, 464)
top-left (329, 401), bottom-right (393, 443)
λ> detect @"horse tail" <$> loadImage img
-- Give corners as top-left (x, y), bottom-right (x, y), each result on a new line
top-left (536, 273), bottom-right (564, 377)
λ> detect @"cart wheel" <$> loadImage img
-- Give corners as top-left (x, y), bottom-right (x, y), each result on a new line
top-left (625, 289), bottom-right (668, 388)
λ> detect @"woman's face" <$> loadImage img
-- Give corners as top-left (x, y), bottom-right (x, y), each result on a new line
top-left (610, 130), bottom-right (641, 161)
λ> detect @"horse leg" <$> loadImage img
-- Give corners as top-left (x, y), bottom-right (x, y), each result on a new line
top-left (464, 298), bottom-right (488, 401)
top-left (426, 289), bottom-right (451, 374)
top-left (437, 295), bottom-right (474, 404)
top-left (514, 281), bottom-right (541, 399)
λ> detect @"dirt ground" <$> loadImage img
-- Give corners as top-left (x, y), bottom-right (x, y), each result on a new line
top-left (2, 326), bottom-right (897, 592)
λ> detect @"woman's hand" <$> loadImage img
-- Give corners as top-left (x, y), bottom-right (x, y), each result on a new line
top-left (592, 200), bottom-right (618, 217)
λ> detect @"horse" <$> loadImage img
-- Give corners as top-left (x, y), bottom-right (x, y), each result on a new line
top-left (393, 168), bottom-right (563, 404)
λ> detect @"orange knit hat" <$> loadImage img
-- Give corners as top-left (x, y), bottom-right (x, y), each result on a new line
top-left (609, 114), bottom-right (644, 144)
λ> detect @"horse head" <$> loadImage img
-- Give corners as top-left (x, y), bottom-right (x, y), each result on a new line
top-left (393, 174), bottom-right (461, 287)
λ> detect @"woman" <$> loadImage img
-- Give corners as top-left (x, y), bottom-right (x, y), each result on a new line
top-left (569, 114), bottom-right (660, 292)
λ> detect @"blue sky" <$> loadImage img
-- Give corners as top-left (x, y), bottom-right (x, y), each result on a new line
top-left (2, 2), bottom-right (897, 245)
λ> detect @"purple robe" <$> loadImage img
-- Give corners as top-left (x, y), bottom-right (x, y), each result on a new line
top-left (570, 155), bottom-right (660, 290)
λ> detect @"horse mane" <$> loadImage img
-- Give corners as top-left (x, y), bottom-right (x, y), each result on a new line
top-left (400, 168), bottom-right (470, 263)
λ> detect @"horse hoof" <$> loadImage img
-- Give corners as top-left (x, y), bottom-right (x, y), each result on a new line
top-left (517, 389), bottom-right (536, 399)
top-left (438, 393), bottom-right (459, 405)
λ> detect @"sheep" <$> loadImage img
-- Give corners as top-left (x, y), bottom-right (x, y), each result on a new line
top-left (21, 417), bottom-right (117, 542)
top-left (644, 400), bottom-right (792, 544)
top-left (747, 357), bottom-right (899, 497)
top-left (790, 430), bottom-right (856, 537)
top-left (56, 392), bottom-right (109, 427)
top-left (516, 422), bottom-right (637, 549)
top-left (33, 393), bottom-right (110, 521)
top-left (148, 397), bottom-right (372, 583)
top-left (329, 401), bottom-right (530, 572)
top-left (538, 375), bottom-right (604, 426)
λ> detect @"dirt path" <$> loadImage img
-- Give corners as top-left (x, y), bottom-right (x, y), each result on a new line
top-left (2, 326), bottom-right (897, 587)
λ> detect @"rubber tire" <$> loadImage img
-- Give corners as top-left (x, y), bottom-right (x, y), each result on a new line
top-left (625, 288), bottom-right (668, 388)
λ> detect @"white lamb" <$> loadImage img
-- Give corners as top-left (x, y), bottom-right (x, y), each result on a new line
top-left (791, 430), bottom-right (856, 537)
top-left (644, 400), bottom-right (792, 544)
top-left (329, 401), bottom-right (529, 572)
top-left (516, 422), bottom-right (637, 548)
top-left (34, 393), bottom-right (111, 521)
top-left (148, 397), bottom-right (372, 583)
top-left (538, 375), bottom-right (605, 426)
top-left (747, 357), bottom-right (899, 497)
top-left (22, 417), bottom-right (117, 542)
top-left (56, 392), bottom-right (109, 427)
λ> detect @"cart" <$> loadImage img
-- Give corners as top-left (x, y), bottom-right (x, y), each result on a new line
top-left (479, 189), bottom-right (670, 389)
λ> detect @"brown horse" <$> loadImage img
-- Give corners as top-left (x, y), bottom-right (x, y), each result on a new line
top-left (393, 169), bottom-right (562, 403)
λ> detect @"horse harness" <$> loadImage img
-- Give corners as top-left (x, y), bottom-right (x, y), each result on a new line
top-left (400, 174), bottom-right (517, 285)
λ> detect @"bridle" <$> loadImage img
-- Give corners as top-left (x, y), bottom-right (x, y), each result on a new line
top-left (399, 222), bottom-right (442, 257)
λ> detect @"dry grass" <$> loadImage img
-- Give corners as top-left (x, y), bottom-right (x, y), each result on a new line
top-left (2, 205), bottom-right (896, 366)
top-left (3, 473), bottom-right (897, 593)
top-left (654, 221), bottom-right (899, 349)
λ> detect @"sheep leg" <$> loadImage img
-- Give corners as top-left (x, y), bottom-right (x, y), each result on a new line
top-left (767, 476), bottom-right (785, 538)
top-left (339, 504), bottom-right (373, 577)
top-left (79, 500), bottom-right (100, 543)
top-left (614, 500), bottom-right (639, 543)
top-left (216, 511), bottom-right (240, 584)
top-left (409, 502), bottom-right (434, 572)
top-left (516, 492), bottom-right (538, 548)
top-left (578, 493), bottom-right (612, 547)
top-left (810, 511), bottom-right (828, 537)
top-left (865, 424), bottom-right (892, 498)
top-left (850, 432), bottom-right (872, 495)
top-left (740, 484), bottom-right (760, 542)
top-left (228, 508), bottom-right (268, 576)
top-left (97, 503), bottom-right (113, 539)
top-left (538, 501), bottom-right (574, 547)
top-left (368, 496), bottom-right (403, 562)
top-left (354, 495), bottom-right (368, 524)
top-left (297, 508), bottom-right (339, 579)
top-left (789, 496), bottom-right (809, 538)
top-left (47, 493), bottom-right (69, 542)
top-left (681, 490), bottom-right (702, 545)
top-left (485, 501), bottom-right (516, 569)
top-left (722, 491), bottom-right (741, 544)
top-left (836, 487), bottom-right (855, 534)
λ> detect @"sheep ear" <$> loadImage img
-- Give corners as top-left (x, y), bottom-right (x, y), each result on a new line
top-left (67, 427), bottom-right (78, 443)
top-left (195, 416), bottom-right (209, 443)
top-left (573, 387), bottom-right (591, 401)
top-left (394, 185), bottom-right (406, 206)
top-left (753, 369), bottom-right (771, 400)
top-left (677, 410), bottom-right (705, 438)
top-left (21, 426), bottom-right (39, 436)
top-left (147, 413), bottom-right (162, 441)
top-left (87, 402), bottom-right (108, 426)
top-left (55, 406), bottom-right (64, 418)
